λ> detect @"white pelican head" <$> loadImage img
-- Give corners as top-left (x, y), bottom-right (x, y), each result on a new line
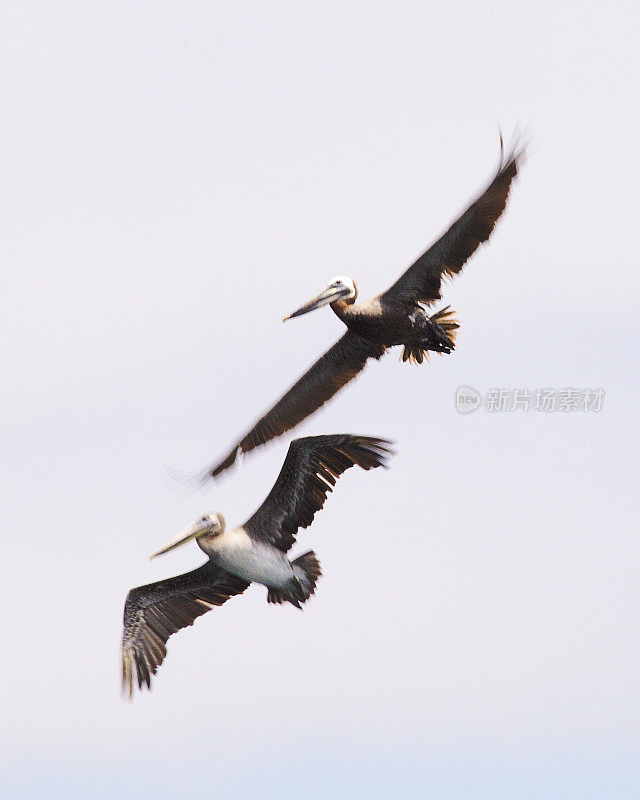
top-left (283, 276), bottom-right (357, 321)
top-left (150, 512), bottom-right (226, 559)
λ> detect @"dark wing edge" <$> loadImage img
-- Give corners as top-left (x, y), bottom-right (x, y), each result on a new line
top-left (121, 562), bottom-right (249, 698)
top-left (200, 332), bottom-right (386, 482)
top-left (243, 434), bottom-right (394, 552)
top-left (381, 140), bottom-right (525, 306)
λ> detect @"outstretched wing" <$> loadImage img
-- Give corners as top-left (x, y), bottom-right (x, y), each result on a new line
top-left (203, 332), bottom-right (386, 481)
top-left (380, 142), bottom-right (524, 306)
top-left (121, 562), bottom-right (249, 697)
top-left (243, 434), bottom-right (393, 552)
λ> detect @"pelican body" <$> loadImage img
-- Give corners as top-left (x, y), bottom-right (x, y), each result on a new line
top-left (122, 434), bottom-right (393, 696)
top-left (154, 516), bottom-right (315, 605)
top-left (203, 140), bottom-right (524, 481)
top-left (288, 279), bottom-right (458, 364)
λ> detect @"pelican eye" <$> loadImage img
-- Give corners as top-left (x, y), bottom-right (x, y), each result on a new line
top-left (200, 516), bottom-right (208, 523)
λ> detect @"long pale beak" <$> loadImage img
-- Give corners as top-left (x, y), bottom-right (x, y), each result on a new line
top-left (150, 519), bottom-right (214, 559)
top-left (282, 284), bottom-right (351, 322)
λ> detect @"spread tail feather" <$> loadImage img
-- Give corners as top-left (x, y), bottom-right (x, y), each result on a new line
top-left (266, 551), bottom-right (322, 608)
top-left (401, 306), bottom-right (459, 364)
top-left (430, 305), bottom-right (459, 345)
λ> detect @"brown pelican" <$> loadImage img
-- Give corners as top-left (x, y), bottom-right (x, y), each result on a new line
top-left (202, 141), bottom-right (524, 481)
top-left (121, 434), bottom-right (392, 696)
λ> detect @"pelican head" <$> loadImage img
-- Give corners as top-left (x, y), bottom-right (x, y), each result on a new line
top-left (150, 512), bottom-right (226, 559)
top-left (283, 276), bottom-right (357, 321)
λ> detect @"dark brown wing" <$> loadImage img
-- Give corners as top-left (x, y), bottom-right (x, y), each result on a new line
top-left (203, 332), bottom-right (386, 481)
top-left (121, 562), bottom-right (249, 697)
top-left (243, 434), bottom-right (393, 552)
top-left (381, 142), bottom-right (524, 306)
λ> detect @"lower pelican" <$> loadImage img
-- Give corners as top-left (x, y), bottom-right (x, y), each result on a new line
top-left (121, 434), bottom-right (393, 696)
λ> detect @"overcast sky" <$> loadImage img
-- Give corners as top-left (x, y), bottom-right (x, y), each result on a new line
top-left (2, 2), bottom-right (639, 799)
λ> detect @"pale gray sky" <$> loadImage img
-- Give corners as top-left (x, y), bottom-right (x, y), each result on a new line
top-left (2, 2), bottom-right (639, 798)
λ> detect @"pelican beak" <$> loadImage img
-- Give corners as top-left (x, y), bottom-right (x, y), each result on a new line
top-left (150, 518), bottom-right (214, 559)
top-left (282, 283), bottom-right (352, 322)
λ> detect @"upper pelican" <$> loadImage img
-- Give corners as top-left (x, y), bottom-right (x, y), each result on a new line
top-left (121, 434), bottom-right (392, 696)
top-left (203, 140), bottom-right (524, 481)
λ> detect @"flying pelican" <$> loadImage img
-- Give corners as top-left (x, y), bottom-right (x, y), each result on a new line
top-left (202, 141), bottom-right (524, 481)
top-left (121, 434), bottom-right (392, 696)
